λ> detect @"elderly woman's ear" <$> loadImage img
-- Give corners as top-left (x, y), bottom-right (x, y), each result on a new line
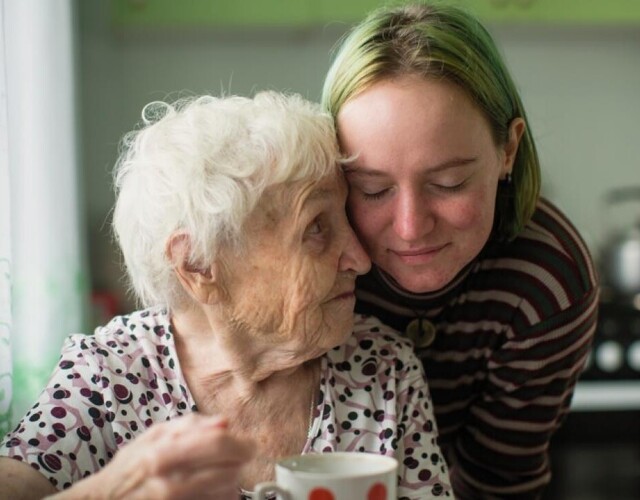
top-left (166, 233), bottom-right (223, 305)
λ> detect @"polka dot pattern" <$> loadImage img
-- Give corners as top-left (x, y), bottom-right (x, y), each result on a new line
top-left (1, 308), bottom-right (451, 498)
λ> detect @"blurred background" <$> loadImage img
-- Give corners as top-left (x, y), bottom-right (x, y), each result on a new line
top-left (1, 1), bottom-right (639, 498)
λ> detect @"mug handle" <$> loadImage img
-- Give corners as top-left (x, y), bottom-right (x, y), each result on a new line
top-left (253, 481), bottom-right (292, 500)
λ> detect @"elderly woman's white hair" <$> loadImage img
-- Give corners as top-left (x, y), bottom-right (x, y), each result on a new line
top-left (112, 91), bottom-right (342, 310)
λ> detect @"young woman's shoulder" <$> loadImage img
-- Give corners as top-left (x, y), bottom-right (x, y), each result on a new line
top-left (482, 197), bottom-right (598, 308)
top-left (526, 197), bottom-right (596, 280)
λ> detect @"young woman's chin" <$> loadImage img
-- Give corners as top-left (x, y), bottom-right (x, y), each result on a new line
top-left (380, 261), bottom-right (461, 294)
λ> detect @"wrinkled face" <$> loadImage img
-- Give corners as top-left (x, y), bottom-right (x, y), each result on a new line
top-left (337, 75), bottom-right (514, 293)
top-left (219, 173), bottom-right (371, 357)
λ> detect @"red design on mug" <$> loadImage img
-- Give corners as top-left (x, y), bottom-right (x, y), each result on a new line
top-left (309, 488), bottom-right (335, 500)
top-left (307, 483), bottom-right (386, 500)
top-left (368, 483), bottom-right (387, 500)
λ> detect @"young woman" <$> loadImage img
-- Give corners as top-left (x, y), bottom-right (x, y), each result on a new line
top-left (322, 2), bottom-right (599, 498)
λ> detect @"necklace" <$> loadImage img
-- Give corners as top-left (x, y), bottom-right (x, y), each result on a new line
top-left (307, 391), bottom-right (317, 439)
top-left (306, 361), bottom-right (319, 439)
top-left (405, 316), bottom-right (437, 348)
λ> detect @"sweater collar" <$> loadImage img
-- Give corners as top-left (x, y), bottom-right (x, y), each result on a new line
top-left (367, 259), bottom-right (476, 309)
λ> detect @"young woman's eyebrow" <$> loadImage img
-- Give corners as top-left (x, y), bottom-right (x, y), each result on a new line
top-left (344, 157), bottom-right (477, 177)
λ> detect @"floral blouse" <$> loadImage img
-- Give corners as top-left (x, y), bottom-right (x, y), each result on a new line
top-left (1, 307), bottom-right (452, 499)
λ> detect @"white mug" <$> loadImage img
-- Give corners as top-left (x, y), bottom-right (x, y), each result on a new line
top-left (252, 452), bottom-right (398, 500)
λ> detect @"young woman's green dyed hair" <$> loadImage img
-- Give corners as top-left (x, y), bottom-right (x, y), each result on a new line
top-left (322, 1), bottom-right (541, 241)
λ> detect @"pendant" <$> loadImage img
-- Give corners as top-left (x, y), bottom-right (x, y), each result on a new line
top-left (405, 318), bottom-right (437, 348)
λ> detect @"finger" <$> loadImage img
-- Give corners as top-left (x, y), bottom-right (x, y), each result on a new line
top-left (157, 431), bottom-right (255, 474)
top-left (113, 415), bottom-right (246, 475)
top-left (141, 413), bottom-right (231, 454)
top-left (144, 419), bottom-right (254, 474)
top-left (145, 413), bottom-right (229, 440)
top-left (175, 465), bottom-right (246, 500)
top-left (137, 464), bottom-right (245, 500)
top-left (89, 415), bottom-right (248, 498)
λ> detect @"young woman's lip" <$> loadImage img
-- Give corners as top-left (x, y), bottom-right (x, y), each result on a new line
top-left (393, 244), bottom-right (447, 257)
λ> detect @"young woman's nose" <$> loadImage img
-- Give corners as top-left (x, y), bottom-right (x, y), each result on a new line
top-left (392, 191), bottom-right (435, 242)
top-left (339, 224), bottom-right (371, 275)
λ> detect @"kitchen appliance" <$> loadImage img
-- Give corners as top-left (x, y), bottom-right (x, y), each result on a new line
top-left (600, 186), bottom-right (640, 302)
top-left (580, 301), bottom-right (640, 383)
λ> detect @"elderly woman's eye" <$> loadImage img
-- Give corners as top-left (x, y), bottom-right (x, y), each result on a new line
top-left (307, 219), bottom-right (323, 235)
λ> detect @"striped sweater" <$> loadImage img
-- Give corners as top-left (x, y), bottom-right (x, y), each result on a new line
top-left (354, 198), bottom-right (599, 499)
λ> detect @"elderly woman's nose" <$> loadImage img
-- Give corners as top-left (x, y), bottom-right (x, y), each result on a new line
top-left (340, 226), bottom-right (371, 275)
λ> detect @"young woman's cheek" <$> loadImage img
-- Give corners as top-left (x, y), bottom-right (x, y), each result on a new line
top-left (448, 199), bottom-right (482, 230)
top-left (450, 184), bottom-right (498, 229)
top-left (347, 201), bottom-right (383, 250)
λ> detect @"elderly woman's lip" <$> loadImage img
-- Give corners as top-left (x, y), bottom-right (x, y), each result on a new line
top-left (329, 291), bottom-right (356, 301)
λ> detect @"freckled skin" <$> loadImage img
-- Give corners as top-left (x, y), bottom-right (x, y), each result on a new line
top-left (337, 75), bottom-right (521, 293)
top-left (218, 174), bottom-right (371, 359)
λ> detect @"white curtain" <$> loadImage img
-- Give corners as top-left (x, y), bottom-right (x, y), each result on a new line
top-left (3, 0), bottom-right (88, 427)
top-left (0, 0), bottom-right (11, 435)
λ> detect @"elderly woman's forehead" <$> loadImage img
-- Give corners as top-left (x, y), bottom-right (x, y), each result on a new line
top-left (260, 176), bottom-right (344, 215)
top-left (289, 174), bottom-right (344, 199)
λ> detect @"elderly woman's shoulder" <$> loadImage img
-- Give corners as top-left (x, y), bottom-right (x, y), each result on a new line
top-left (325, 314), bottom-right (421, 378)
top-left (349, 313), bottom-right (416, 353)
top-left (63, 306), bottom-right (172, 354)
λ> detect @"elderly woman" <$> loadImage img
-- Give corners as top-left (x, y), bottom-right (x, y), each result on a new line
top-left (0, 92), bottom-right (451, 499)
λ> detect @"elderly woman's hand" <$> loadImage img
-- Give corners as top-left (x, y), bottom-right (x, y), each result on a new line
top-left (55, 414), bottom-right (254, 500)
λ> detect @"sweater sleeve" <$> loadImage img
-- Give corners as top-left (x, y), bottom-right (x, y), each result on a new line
top-left (448, 286), bottom-right (598, 499)
top-left (0, 334), bottom-right (118, 490)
